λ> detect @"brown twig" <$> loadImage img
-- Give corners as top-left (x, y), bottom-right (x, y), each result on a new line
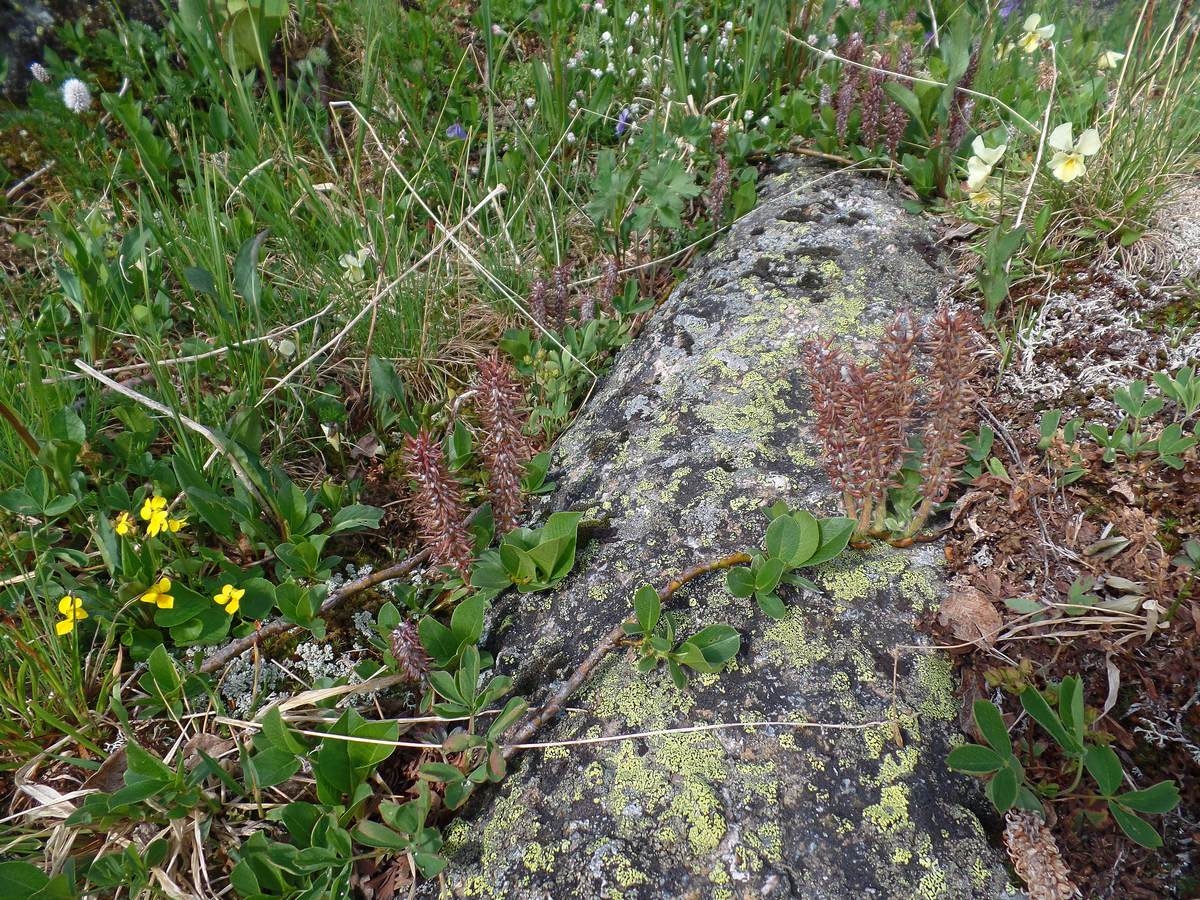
top-left (0, 400), bottom-right (40, 457)
top-left (198, 550), bottom-right (428, 674)
top-left (502, 551), bottom-right (752, 759)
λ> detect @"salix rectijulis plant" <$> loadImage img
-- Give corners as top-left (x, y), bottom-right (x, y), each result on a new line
top-left (948, 675), bottom-right (1181, 849)
top-left (803, 305), bottom-right (983, 542)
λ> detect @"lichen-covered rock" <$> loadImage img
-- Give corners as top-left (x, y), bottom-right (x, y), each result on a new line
top-left (431, 161), bottom-right (1016, 899)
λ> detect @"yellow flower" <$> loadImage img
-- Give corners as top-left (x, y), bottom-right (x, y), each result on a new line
top-left (1097, 50), bottom-right (1124, 71)
top-left (140, 576), bottom-right (174, 610)
top-left (140, 495), bottom-right (170, 536)
top-left (1047, 123), bottom-right (1101, 183)
top-left (167, 516), bottom-right (187, 533)
top-left (115, 511), bottom-right (135, 536)
top-left (1018, 14), bottom-right (1055, 54)
top-left (213, 584), bottom-right (244, 615)
top-left (55, 595), bottom-right (87, 635)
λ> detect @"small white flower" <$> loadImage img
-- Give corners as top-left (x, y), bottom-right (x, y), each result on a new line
top-left (627, 67), bottom-right (636, 77)
top-left (524, 96), bottom-right (536, 109)
top-left (743, 109), bottom-right (754, 121)
top-left (29, 62), bottom-right (50, 83)
top-left (1097, 50), bottom-right (1125, 71)
top-left (568, 98), bottom-right (579, 110)
top-left (60, 78), bottom-right (92, 113)
top-left (491, 24), bottom-right (504, 35)
top-left (566, 131), bottom-right (577, 144)
top-left (1047, 123), bottom-right (1101, 183)
top-left (601, 30), bottom-right (613, 44)
top-left (806, 33), bottom-right (818, 44)
top-left (594, 1), bottom-right (606, 13)
top-left (758, 115), bottom-right (770, 127)
top-left (662, 85), bottom-right (672, 97)
top-left (965, 135), bottom-right (1006, 190)
top-left (339, 246), bottom-right (371, 283)
top-left (567, 56), bottom-right (578, 69)
top-left (630, 103), bottom-right (641, 115)
top-left (605, 61), bottom-right (615, 73)
top-left (625, 11), bottom-right (638, 26)
top-left (1018, 14), bottom-right (1055, 53)
top-left (724, 21), bottom-right (733, 32)
top-left (700, 24), bottom-right (709, 36)
top-left (592, 68), bottom-right (604, 78)
top-left (825, 33), bottom-right (838, 48)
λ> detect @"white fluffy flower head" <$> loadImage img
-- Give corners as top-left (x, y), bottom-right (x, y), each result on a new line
top-left (61, 78), bottom-right (92, 113)
top-left (30, 62), bottom-right (50, 83)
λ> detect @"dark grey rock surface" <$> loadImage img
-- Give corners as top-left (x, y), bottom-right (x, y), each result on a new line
top-left (429, 160), bottom-right (1017, 899)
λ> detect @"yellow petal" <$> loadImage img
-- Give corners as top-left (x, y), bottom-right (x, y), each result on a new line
top-left (225, 597), bottom-right (239, 615)
top-left (58, 595), bottom-right (74, 614)
top-left (168, 518), bottom-right (186, 532)
top-left (56, 618), bottom-right (75, 635)
top-left (76, 608), bottom-right (88, 620)
top-left (231, 587), bottom-right (245, 602)
top-left (140, 500), bottom-right (154, 520)
top-left (157, 576), bottom-right (171, 592)
top-left (157, 594), bottom-right (174, 610)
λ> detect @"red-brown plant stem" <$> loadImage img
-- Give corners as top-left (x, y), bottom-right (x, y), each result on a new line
top-left (501, 552), bottom-right (752, 758)
top-left (198, 550), bottom-right (428, 674)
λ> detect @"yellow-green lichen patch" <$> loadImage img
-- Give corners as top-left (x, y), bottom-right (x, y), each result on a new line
top-left (478, 793), bottom-right (532, 876)
top-left (913, 653), bottom-right (958, 721)
top-left (760, 615), bottom-right (832, 669)
top-left (588, 661), bottom-right (695, 729)
top-left (521, 841), bottom-right (557, 873)
top-left (863, 783), bottom-right (911, 833)
top-left (900, 568), bottom-right (937, 612)
top-left (669, 781), bottom-right (727, 855)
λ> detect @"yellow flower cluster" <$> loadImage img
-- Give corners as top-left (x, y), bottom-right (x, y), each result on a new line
top-left (55, 595), bottom-right (87, 635)
top-left (137, 495), bottom-right (186, 537)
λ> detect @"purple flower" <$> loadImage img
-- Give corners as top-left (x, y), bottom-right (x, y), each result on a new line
top-left (998, 0), bottom-right (1020, 19)
top-left (446, 122), bottom-right (468, 140)
top-left (615, 108), bottom-right (630, 136)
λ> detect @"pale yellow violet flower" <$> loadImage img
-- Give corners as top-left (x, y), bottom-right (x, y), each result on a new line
top-left (966, 135), bottom-right (1006, 191)
top-left (994, 41), bottom-right (1016, 61)
top-left (1018, 14), bottom-right (1055, 53)
top-left (1097, 50), bottom-right (1124, 71)
top-left (1047, 123), bottom-right (1101, 183)
top-left (214, 584), bottom-right (244, 615)
top-left (339, 247), bottom-right (371, 283)
top-left (115, 510), bottom-right (136, 536)
top-left (55, 595), bottom-right (87, 635)
top-left (140, 576), bottom-right (174, 610)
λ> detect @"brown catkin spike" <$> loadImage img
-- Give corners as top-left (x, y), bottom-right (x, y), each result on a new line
top-left (1003, 811), bottom-right (1078, 900)
top-left (529, 278), bottom-right (548, 327)
top-left (706, 155), bottom-right (730, 222)
top-left (919, 305), bottom-right (983, 504)
top-left (551, 262), bottom-right (571, 328)
top-left (884, 43), bottom-right (914, 157)
top-left (835, 32), bottom-right (865, 140)
top-left (598, 256), bottom-right (620, 315)
top-left (475, 352), bottom-right (532, 534)
top-left (875, 310), bottom-right (918, 484)
top-left (389, 619), bottom-right (430, 682)
top-left (402, 429), bottom-right (474, 578)
top-left (860, 67), bottom-right (887, 148)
